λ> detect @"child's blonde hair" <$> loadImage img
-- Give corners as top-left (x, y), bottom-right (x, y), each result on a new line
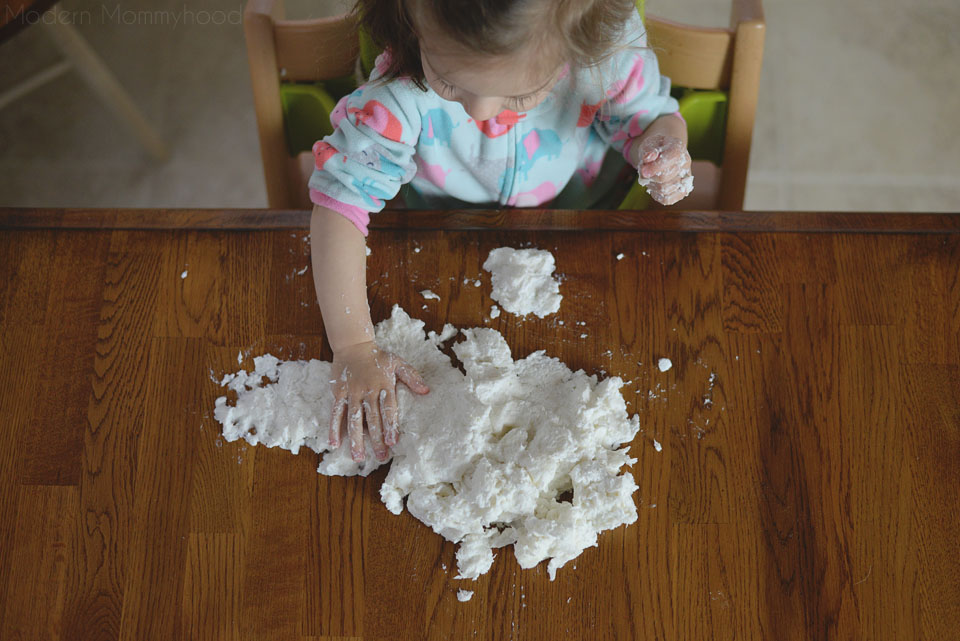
top-left (355, 0), bottom-right (638, 90)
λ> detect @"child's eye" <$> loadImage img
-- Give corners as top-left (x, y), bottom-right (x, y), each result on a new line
top-left (510, 94), bottom-right (536, 111)
top-left (435, 78), bottom-right (457, 95)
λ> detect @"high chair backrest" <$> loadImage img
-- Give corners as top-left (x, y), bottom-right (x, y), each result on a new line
top-left (244, 0), bottom-right (360, 209)
top-left (244, 0), bottom-right (764, 211)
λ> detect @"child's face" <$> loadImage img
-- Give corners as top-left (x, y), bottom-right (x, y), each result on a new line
top-left (418, 24), bottom-right (561, 122)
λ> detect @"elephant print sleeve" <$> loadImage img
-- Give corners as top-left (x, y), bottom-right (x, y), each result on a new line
top-left (589, 13), bottom-right (681, 162)
top-left (307, 81), bottom-right (422, 236)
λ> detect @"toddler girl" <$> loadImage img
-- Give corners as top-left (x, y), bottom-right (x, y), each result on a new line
top-left (310, 0), bottom-right (692, 463)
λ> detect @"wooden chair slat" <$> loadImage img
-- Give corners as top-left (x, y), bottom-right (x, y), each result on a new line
top-left (646, 18), bottom-right (734, 91)
top-left (275, 16), bottom-right (359, 82)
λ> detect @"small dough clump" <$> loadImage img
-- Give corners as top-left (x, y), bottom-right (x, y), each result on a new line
top-left (420, 289), bottom-right (440, 301)
top-left (215, 306), bottom-right (640, 580)
top-left (482, 247), bottom-right (561, 318)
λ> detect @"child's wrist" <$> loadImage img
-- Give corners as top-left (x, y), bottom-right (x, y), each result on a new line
top-left (651, 112), bottom-right (689, 144)
top-left (332, 338), bottom-right (377, 360)
top-left (329, 324), bottom-right (376, 355)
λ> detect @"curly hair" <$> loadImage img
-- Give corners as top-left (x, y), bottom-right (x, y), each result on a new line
top-left (354, 0), bottom-right (638, 90)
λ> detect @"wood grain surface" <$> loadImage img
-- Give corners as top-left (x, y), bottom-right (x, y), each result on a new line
top-left (0, 212), bottom-right (958, 640)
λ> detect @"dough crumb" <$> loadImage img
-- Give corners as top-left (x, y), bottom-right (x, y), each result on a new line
top-left (457, 589), bottom-right (474, 602)
top-left (653, 438), bottom-right (662, 452)
top-left (180, 270), bottom-right (188, 279)
top-left (657, 358), bottom-right (672, 372)
top-left (420, 289), bottom-right (440, 301)
top-left (490, 305), bottom-right (500, 319)
top-left (616, 253), bottom-right (625, 261)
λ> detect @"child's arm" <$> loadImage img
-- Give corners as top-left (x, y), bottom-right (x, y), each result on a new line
top-left (311, 205), bottom-right (429, 463)
top-left (589, 11), bottom-right (693, 206)
top-left (626, 113), bottom-right (693, 206)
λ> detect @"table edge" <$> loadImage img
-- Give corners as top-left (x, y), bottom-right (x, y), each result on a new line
top-left (1, 208), bottom-right (959, 233)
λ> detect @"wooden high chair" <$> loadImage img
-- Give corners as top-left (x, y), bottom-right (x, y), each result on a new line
top-left (244, 0), bottom-right (765, 211)
top-left (644, 0), bottom-right (765, 210)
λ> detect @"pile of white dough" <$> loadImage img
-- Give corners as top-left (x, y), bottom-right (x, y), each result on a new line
top-left (482, 247), bottom-right (561, 318)
top-left (215, 306), bottom-right (640, 580)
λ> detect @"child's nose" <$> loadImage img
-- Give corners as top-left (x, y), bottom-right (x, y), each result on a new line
top-left (461, 97), bottom-right (503, 123)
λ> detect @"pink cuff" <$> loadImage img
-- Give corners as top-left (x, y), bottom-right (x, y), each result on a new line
top-left (622, 138), bottom-right (639, 164)
top-left (309, 190), bottom-right (371, 236)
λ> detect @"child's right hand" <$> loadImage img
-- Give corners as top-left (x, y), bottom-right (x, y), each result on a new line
top-left (635, 135), bottom-right (694, 206)
top-left (329, 341), bottom-right (430, 463)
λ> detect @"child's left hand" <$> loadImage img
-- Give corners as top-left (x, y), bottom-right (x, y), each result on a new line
top-left (633, 135), bottom-right (694, 206)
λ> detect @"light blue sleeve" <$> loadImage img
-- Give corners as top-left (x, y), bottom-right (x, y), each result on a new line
top-left (307, 79), bottom-right (422, 235)
top-left (590, 14), bottom-right (681, 162)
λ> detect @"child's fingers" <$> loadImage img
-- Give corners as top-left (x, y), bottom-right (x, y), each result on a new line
top-left (651, 190), bottom-right (681, 206)
top-left (347, 403), bottom-right (365, 462)
top-left (649, 172), bottom-right (695, 205)
top-left (363, 397), bottom-right (389, 461)
top-left (380, 388), bottom-right (399, 447)
top-left (641, 149), bottom-right (690, 182)
top-left (636, 132), bottom-right (678, 165)
top-left (329, 397), bottom-right (346, 448)
top-left (650, 182), bottom-right (683, 204)
top-left (645, 164), bottom-right (685, 184)
top-left (641, 155), bottom-right (672, 179)
top-left (397, 361), bottom-right (430, 395)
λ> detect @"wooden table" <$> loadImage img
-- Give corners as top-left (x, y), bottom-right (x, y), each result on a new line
top-left (1, 208), bottom-right (958, 640)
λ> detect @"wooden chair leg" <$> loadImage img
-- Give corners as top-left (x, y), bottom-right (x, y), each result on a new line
top-left (0, 60), bottom-right (73, 111)
top-left (39, 5), bottom-right (169, 160)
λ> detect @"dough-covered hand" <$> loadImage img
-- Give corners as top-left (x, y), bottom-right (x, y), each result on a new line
top-left (634, 134), bottom-right (693, 205)
top-left (330, 341), bottom-right (429, 462)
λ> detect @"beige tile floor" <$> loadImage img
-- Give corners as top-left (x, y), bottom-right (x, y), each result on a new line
top-left (0, 0), bottom-right (957, 211)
